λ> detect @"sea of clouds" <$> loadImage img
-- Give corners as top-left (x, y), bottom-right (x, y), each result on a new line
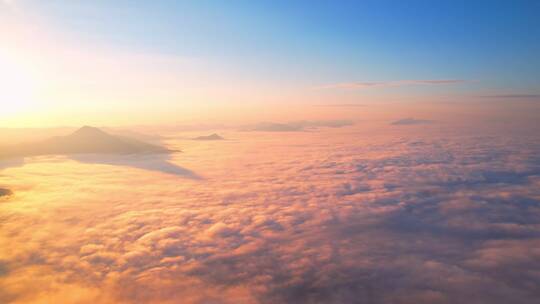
top-left (1, 124), bottom-right (539, 303)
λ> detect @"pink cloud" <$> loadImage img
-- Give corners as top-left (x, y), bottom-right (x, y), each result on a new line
top-left (1, 124), bottom-right (539, 303)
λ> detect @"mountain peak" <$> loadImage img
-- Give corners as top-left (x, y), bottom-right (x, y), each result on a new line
top-left (72, 126), bottom-right (109, 137)
top-left (0, 126), bottom-right (172, 159)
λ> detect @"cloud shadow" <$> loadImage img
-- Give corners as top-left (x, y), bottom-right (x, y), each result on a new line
top-left (0, 153), bottom-right (201, 180)
top-left (0, 158), bottom-right (25, 171)
top-left (70, 153), bottom-right (202, 179)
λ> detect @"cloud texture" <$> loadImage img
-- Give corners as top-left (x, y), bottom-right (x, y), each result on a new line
top-left (0, 124), bottom-right (539, 303)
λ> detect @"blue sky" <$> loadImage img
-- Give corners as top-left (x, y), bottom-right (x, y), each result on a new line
top-left (1, 0), bottom-right (539, 127)
top-left (21, 0), bottom-right (538, 94)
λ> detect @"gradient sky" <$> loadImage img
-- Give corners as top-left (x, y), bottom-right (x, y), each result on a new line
top-left (2, 3), bottom-right (540, 303)
top-left (1, 0), bottom-right (539, 126)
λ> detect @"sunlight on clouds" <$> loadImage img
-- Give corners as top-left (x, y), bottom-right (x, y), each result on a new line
top-left (0, 1), bottom-right (539, 303)
top-left (1, 124), bottom-right (539, 303)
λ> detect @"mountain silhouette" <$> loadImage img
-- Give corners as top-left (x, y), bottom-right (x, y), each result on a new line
top-left (0, 126), bottom-right (174, 159)
top-left (391, 118), bottom-right (434, 125)
top-left (0, 188), bottom-right (11, 197)
top-left (192, 133), bottom-right (224, 140)
top-left (241, 122), bottom-right (303, 132)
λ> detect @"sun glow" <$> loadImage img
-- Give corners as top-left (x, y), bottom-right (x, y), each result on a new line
top-left (0, 53), bottom-right (39, 118)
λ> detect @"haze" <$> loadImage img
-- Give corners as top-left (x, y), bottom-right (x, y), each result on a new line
top-left (1, 1), bottom-right (540, 304)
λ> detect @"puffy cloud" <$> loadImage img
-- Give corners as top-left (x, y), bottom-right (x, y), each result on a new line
top-left (0, 125), bottom-right (539, 303)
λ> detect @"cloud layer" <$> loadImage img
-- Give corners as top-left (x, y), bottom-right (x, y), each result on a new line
top-left (0, 125), bottom-right (539, 303)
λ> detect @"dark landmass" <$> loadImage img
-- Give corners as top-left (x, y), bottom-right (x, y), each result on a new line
top-left (242, 122), bottom-right (303, 132)
top-left (0, 126), bottom-right (175, 159)
top-left (0, 188), bottom-right (12, 197)
top-left (293, 120), bottom-right (353, 128)
top-left (391, 118), bottom-right (434, 125)
top-left (241, 120), bottom-right (353, 132)
top-left (192, 133), bottom-right (225, 141)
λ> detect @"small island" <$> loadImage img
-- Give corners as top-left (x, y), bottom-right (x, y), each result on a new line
top-left (0, 188), bottom-right (12, 197)
top-left (192, 133), bottom-right (225, 141)
top-left (391, 118), bottom-right (434, 125)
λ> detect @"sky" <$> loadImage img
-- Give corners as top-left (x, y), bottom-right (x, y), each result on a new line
top-left (1, 0), bottom-right (539, 127)
top-left (1, 2), bottom-right (540, 303)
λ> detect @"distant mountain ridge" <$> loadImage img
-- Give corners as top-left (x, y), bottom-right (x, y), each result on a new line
top-left (192, 133), bottom-right (224, 141)
top-left (240, 120), bottom-right (354, 132)
top-left (0, 126), bottom-right (174, 159)
top-left (391, 118), bottom-right (434, 125)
